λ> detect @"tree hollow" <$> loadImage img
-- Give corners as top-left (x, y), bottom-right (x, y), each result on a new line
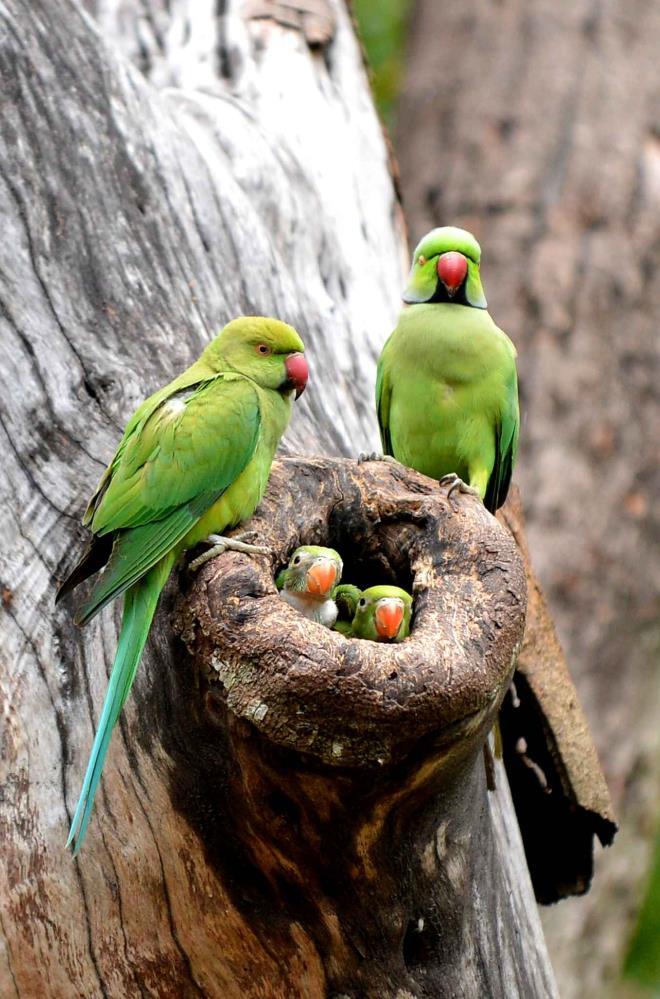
top-left (177, 456), bottom-right (527, 770)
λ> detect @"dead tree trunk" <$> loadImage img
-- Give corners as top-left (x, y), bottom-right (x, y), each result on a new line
top-left (396, 1), bottom-right (660, 992)
top-left (0, 1), bottom-right (564, 994)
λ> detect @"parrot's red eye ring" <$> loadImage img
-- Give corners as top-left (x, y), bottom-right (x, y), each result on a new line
top-left (257, 343), bottom-right (271, 355)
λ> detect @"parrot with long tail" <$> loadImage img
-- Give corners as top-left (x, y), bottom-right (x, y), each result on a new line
top-left (57, 316), bottom-right (308, 853)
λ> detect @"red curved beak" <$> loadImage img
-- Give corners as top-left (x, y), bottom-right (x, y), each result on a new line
top-left (437, 252), bottom-right (468, 297)
top-left (306, 560), bottom-right (338, 596)
top-left (375, 599), bottom-right (404, 640)
top-left (284, 352), bottom-right (308, 399)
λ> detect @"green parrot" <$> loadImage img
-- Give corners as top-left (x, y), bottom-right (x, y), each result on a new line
top-left (276, 546), bottom-right (343, 627)
top-left (376, 226), bottom-right (519, 512)
top-left (332, 583), bottom-right (362, 635)
top-left (56, 316), bottom-right (308, 854)
top-left (333, 585), bottom-right (413, 642)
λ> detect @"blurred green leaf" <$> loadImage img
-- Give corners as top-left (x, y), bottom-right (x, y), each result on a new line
top-left (353, 0), bottom-right (411, 124)
top-left (624, 829), bottom-right (660, 992)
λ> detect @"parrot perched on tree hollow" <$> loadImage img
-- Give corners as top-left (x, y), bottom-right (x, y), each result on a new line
top-left (333, 585), bottom-right (412, 642)
top-left (56, 316), bottom-right (308, 854)
top-left (276, 545), bottom-right (343, 627)
top-left (376, 226), bottom-right (519, 512)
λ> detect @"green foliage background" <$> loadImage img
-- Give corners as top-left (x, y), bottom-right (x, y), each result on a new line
top-left (352, 0), bottom-right (411, 123)
top-left (624, 829), bottom-right (660, 995)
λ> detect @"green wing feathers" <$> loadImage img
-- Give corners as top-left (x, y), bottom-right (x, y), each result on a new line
top-left (89, 375), bottom-right (261, 535)
top-left (333, 583), bottom-right (362, 624)
top-left (376, 310), bottom-right (519, 514)
top-left (75, 493), bottom-right (218, 625)
top-left (484, 364), bottom-right (519, 513)
top-left (375, 343), bottom-right (393, 456)
top-left (64, 375), bottom-right (262, 622)
top-left (81, 375), bottom-right (190, 527)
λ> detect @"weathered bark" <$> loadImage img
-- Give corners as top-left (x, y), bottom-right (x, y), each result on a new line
top-left (396, 1), bottom-right (660, 992)
top-left (181, 458), bottom-right (526, 770)
top-left (169, 455), bottom-right (550, 997)
top-left (0, 1), bottom-right (562, 995)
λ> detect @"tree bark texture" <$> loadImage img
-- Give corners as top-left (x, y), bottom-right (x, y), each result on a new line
top-left (396, 1), bottom-right (660, 993)
top-left (0, 1), bottom-right (560, 996)
top-left (170, 455), bottom-right (554, 998)
top-left (181, 458), bottom-right (527, 770)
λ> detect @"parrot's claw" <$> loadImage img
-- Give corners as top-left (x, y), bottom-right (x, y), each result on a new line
top-left (439, 473), bottom-right (481, 509)
top-left (189, 534), bottom-right (270, 571)
top-left (358, 452), bottom-right (398, 465)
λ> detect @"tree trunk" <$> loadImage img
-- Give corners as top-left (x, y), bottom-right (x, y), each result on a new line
top-left (171, 455), bottom-right (556, 998)
top-left (0, 1), bottom-right (560, 995)
top-left (395, 1), bottom-right (660, 993)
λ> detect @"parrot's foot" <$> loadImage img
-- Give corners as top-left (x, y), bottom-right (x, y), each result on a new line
top-left (357, 452), bottom-right (398, 465)
top-left (189, 534), bottom-right (270, 571)
top-left (439, 473), bottom-right (481, 509)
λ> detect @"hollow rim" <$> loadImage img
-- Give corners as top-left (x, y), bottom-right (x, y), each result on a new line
top-left (178, 457), bottom-right (527, 767)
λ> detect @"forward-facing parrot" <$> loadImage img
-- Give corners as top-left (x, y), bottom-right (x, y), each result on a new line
top-left (57, 316), bottom-right (308, 854)
top-left (334, 585), bottom-right (412, 642)
top-left (276, 545), bottom-right (343, 626)
top-left (376, 226), bottom-right (519, 512)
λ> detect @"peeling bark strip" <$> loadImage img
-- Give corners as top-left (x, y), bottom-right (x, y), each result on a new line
top-left (499, 495), bottom-right (617, 904)
top-left (0, 0), bottom-right (558, 995)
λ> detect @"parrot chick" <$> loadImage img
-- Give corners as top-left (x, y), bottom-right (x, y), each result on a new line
top-left (332, 583), bottom-right (362, 635)
top-left (337, 584), bottom-right (413, 642)
top-left (277, 546), bottom-right (343, 627)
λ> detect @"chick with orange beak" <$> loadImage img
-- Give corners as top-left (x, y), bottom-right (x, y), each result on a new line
top-left (341, 585), bottom-right (412, 643)
top-left (276, 546), bottom-right (343, 627)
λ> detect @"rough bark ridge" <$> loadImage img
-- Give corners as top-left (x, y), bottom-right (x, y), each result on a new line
top-left (0, 1), bottom-right (558, 996)
top-left (396, 1), bottom-right (660, 991)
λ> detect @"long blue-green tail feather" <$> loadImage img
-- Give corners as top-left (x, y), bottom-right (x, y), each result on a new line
top-left (67, 554), bottom-right (175, 855)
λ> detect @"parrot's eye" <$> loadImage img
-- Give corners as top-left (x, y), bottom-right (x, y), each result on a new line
top-left (293, 555), bottom-right (301, 565)
top-left (418, 255), bottom-right (427, 266)
top-left (358, 598), bottom-right (366, 608)
top-left (257, 343), bottom-right (271, 355)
